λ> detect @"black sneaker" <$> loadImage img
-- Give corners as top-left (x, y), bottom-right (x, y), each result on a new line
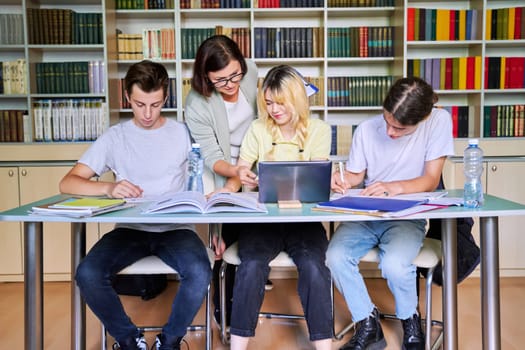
top-left (401, 313), bottom-right (425, 350)
top-left (152, 333), bottom-right (183, 350)
top-left (340, 308), bottom-right (387, 350)
top-left (112, 334), bottom-right (147, 350)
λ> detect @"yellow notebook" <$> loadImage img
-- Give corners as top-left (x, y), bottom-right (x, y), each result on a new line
top-left (49, 197), bottom-right (126, 209)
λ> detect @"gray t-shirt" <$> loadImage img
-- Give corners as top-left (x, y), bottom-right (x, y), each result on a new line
top-left (79, 118), bottom-right (193, 232)
top-left (347, 108), bottom-right (454, 186)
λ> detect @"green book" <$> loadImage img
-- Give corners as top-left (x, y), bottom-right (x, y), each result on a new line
top-left (49, 197), bottom-right (125, 209)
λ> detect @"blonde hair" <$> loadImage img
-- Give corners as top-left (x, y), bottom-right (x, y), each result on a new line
top-left (257, 65), bottom-right (309, 160)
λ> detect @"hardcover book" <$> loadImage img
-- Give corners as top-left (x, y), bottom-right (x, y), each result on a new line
top-left (143, 191), bottom-right (267, 214)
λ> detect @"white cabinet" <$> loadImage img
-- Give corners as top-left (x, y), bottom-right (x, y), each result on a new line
top-left (444, 155), bottom-right (525, 276)
top-left (0, 164), bottom-right (101, 281)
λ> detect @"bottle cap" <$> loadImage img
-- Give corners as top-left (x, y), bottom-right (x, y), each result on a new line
top-left (468, 139), bottom-right (479, 146)
top-left (191, 143), bottom-right (201, 148)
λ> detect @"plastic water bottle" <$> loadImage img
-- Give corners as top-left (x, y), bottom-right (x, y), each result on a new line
top-left (463, 139), bottom-right (484, 208)
top-left (186, 143), bottom-right (204, 193)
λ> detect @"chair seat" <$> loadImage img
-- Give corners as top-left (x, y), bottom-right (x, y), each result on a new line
top-left (117, 248), bottom-right (216, 275)
top-left (360, 237), bottom-right (441, 269)
top-left (222, 242), bottom-right (296, 267)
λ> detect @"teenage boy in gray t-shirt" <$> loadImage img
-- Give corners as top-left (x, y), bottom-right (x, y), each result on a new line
top-left (60, 60), bottom-right (211, 350)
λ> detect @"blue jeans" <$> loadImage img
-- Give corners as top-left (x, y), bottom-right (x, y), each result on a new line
top-left (75, 227), bottom-right (212, 343)
top-left (230, 222), bottom-right (333, 341)
top-left (326, 220), bottom-right (426, 322)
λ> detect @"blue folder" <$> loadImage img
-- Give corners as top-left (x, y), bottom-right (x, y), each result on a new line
top-left (316, 196), bottom-right (427, 212)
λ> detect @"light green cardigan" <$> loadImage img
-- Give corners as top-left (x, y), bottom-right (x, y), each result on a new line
top-left (185, 59), bottom-right (258, 189)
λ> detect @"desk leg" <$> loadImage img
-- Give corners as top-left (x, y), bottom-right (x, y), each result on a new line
top-left (24, 222), bottom-right (43, 350)
top-left (480, 217), bottom-right (500, 350)
top-left (442, 218), bottom-right (458, 350)
top-left (71, 223), bottom-right (86, 350)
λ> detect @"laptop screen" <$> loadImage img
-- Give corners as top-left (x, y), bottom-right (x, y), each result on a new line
top-left (257, 160), bottom-right (332, 203)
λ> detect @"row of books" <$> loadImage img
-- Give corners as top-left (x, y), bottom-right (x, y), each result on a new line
top-left (116, 0), bottom-right (175, 9)
top-left (407, 57), bottom-right (482, 91)
top-left (407, 8), bottom-right (479, 41)
top-left (0, 110), bottom-right (29, 143)
top-left (117, 28), bottom-right (176, 60)
top-left (0, 14), bottom-right (24, 45)
top-left (327, 26), bottom-right (393, 58)
top-left (32, 99), bottom-right (107, 142)
top-left (254, 27), bottom-right (322, 58)
top-left (26, 9), bottom-right (103, 45)
top-left (440, 105), bottom-right (475, 139)
top-left (181, 27), bottom-right (250, 59)
top-left (0, 59), bottom-right (27, 95)
top-left (181, 0), bottom-right (249, 7)
top-left (34, 61), bottom-right (106, 95)
top-left (258, 0), bottom-right (323, 7)
top-left (327, 75), bottom-right (393, 107)
top-left (485, 57), bottom-right (525, 90)
top-left (484, 105), bottom-right (525, 138)
top-left (328, 0), bottom-right (394, 7)
top-left (486, 7), bottom-right (525, 40)
top-left (118, 78), bottom-right (177, 109)
top-left (144, 28), bottom-right (174, 60)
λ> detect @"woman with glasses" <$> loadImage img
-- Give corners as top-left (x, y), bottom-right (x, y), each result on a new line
top-left (185, 35), bottom-right (259, 330)
top-left (228, 65), bottom-right (333, 350)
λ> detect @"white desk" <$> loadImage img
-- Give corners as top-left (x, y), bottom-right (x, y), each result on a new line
top-left (1, 191), bottom-right (524, 350)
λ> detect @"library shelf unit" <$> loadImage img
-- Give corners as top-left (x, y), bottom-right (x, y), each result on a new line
top-left (1, 0), bottom-right (524, 280)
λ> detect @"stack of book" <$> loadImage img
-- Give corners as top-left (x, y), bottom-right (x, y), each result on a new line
top-left (483, 104), bottom-right (525, 138)
top-left (327, 75), bottom-right (393, 107)
top-left (34, 61), bottom-right (106, 95)
top-left (0, 59), bottom-right (27, 95)
top-left (486, 6), bottom-right (525, 40)
top-left (407, 57), bottom-right (482, 91)
top-left (407, 8), bottom-right (479, 41)
top-left (327, 26), bottom-right (394, 58)
top-left (485, 57), bottom-right (525, 89)
top-left (0, 110), bottom-right (30, 143)
top-left (0, 14), bottom-right (24, 45)
top-left (26, 9), bottom-right (103, 45)
top-left (254, 27), bottom-right (322, 58)
top-left (32, 99), bottom-right (107, 142)
top-left (31, 197), bottom-right (132, 218)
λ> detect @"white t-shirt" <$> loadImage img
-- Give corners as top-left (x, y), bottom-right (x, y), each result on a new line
top-left (347, 108), bottom-right (454, 186)
top-left (224, 91), bottom-right (254, 165)
top-left (79, 118), bottom-right (193, 232)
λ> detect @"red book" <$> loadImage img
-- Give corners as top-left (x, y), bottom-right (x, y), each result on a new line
top-left (512, 57), bottom-right (525, 88)
top-left (451, 106), bottom-right (459, 137)
top-left (514, 7), bottom-right (522, 39)
top-left (445, 58), bottom-right (453, 90)
top-left (407, 8), bottom-right (415, 41)
top-left (449, 10), bottom-right (456, 40)
top-left (505, 56), bottom-right (512, 89)
top-left (466, 56), bottom-right (475, 89)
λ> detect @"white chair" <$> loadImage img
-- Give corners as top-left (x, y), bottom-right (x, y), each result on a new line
top-left (218, 241), bottom-right (334, 344)
top-left (101, 248), bottom-right (215, 350)
top-left (334, 237), bottom-right (444, 350)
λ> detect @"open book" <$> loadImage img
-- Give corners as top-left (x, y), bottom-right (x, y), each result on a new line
top-left (142, 191), bottom-right (268, 214)
top-left (31, 197), bottom-right (133, 218)
top-left (313, 190), bottom-right (462, 218)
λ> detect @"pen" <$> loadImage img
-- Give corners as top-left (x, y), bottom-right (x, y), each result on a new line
top-left (338, 161), bottom-right (346, 191)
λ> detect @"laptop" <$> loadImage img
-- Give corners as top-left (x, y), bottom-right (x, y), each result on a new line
top-left (257, 160), bottom-right (332, 203)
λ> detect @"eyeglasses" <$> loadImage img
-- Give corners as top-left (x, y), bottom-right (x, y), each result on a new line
top-left (209, 72), bottom-right (244, 88)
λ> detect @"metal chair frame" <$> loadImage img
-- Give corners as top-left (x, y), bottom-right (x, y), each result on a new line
top-left (101, 250), bottom-right (214, 350)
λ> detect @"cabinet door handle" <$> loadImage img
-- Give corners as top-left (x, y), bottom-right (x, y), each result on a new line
top-left (21, 169), bottom-right (27, 176)
top-left (491, 165), bottom-right (497, 172)
top-left (8, 170), bottom-right (15, 177)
